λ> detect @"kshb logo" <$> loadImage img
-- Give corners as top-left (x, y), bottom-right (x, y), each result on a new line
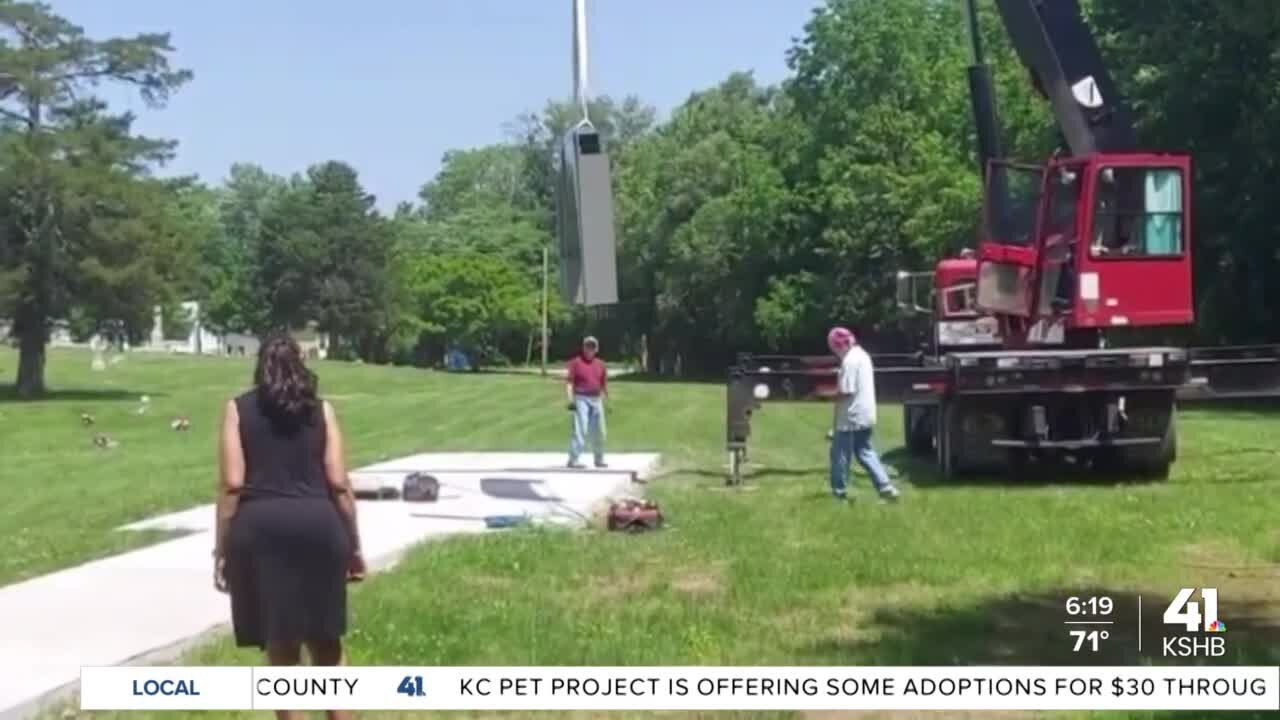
top-left (1161, 587), bottom-right (1226, 657)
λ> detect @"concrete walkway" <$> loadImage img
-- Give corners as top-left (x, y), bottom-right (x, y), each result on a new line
top-left (0, 452), bottom-right (660, 720)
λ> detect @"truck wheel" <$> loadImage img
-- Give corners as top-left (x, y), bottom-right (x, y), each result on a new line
top-left (903, 405), bottom-right (934, 456)
top-left (1146, 409), bottom-right (1176, 479)
top-left (1006, 447), bottom-right (1031, 479)
top-left (918, 406), bottom-right (938, 455)
top-left (936, 402), bottom-right (956, 480)
top-left (1120, 407), bottom-right (1176, 481)
top-left (903, 406), bottom-right (918, 454)
top-left (941, 397), bottom-right (1012, 478)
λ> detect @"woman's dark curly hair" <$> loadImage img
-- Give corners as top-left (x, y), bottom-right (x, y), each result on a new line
top-left (253, 333), bottom-right (319, 428)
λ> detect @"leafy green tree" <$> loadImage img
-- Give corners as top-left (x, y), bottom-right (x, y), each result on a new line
top-left (256, 161), bottom-right (394, 358)
top-left (0, 0), bottom-right (191, 396)
top-left (413, 145), bottom-right (548, 270)
top-left (754, 271), bottom-right (819, 350)
top-left (399, 133), bottom-right (581, 365)
top-left (164, 179), bottom-right (221, 297)
top-left (785, 0), bottom-right (976, 332)
top-left (609, 73), bottom-right (794, 372)
top-left (199, 163), bottom-right (287, 335)
top-left (399, 251), bottom-right (540, 367)
top-left (249, 173), bottom-right (314, 333)
top-left (419, 145), bottom-right (538, 219)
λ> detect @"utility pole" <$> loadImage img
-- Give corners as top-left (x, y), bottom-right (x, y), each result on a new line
top-left (541, 245), bottom-right (550, 376)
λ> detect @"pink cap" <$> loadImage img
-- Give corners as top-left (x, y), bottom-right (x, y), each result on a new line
top-left (827, 326), bottom-right (855, 352)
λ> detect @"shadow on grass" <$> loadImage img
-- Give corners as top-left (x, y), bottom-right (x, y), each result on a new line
top-left (681, 467), bottom-right (829, 482)
top-left (666, 448), bottom-right (1163, 493)
top-left (1178, 396), bottom-right (1280, 415)
top-left (473, 367), bottom-right (559, 379)
top-left (880, 447), bottom-right (1174, 491)
top-left (665, 422), bottom-right (1277, 495)
top-left (469, 367), bottom-right (720, 392)
top-left (0, 386), bottom-right (166, 404)
top-left (611, 372), bottom-right (722, 386)
top-left (799, 588), bottom-right (1280, 719)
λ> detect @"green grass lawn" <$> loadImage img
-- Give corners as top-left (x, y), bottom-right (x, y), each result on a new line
top-left (3, 348), bottom-right (1279, 720)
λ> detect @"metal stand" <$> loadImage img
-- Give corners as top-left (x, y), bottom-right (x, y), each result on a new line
top-left (727, 447), bottom-right (746, 486)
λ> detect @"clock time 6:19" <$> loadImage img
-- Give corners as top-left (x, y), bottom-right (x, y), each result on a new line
top-left (1066, 596), bottom-right (1113, 616)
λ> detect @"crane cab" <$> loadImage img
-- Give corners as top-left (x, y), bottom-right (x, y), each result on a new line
top-left (975, 153), bottom-right (1193, 344)
top-left (895, 255), bottom-right (1001, 353)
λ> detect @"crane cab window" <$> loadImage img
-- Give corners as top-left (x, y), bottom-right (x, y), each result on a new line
top-left (942, 283), bottom-right (977, 316)
top-left (987, 164), bottom-right (1042, 247)
top-left (1090, 166), bottom-right (1184, 258)
top-left (1045, 166), bottom-right (1083, 241)
top-left (1040, 165), bottom-right (1084, 314)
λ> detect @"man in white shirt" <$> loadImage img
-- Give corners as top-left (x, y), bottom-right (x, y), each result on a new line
top-left (828, 326), bottom-right (900, 502)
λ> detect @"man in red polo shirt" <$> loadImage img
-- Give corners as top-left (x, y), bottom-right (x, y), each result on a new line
top-left (565, 335), bottom-right (607, 468)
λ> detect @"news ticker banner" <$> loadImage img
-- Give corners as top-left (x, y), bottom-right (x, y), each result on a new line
top-left (81, 665), bottom-right (1280, 712)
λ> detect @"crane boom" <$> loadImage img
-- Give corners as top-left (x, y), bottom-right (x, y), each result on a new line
top-left (991, 0), bottom-right (1137, 155)
top-left (963, 0), bottom-right (1003, 176)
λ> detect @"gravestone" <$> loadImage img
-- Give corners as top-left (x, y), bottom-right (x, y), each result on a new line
top-left (90, 336), bottom-right (106, 371)
top-left (149, 305), bottom-right (164, 348)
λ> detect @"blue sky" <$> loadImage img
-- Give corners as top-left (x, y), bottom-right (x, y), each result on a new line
top-left (48, 0), bottom-right (821, 210)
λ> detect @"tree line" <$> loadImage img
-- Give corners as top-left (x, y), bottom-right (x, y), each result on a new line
top-left (3, 0), bottom-right (1278, 396)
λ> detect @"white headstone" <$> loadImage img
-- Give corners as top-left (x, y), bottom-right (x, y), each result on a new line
top-left (90, 336), bottom-right (106, 371)
top-left (150, 305), bottom-right (164, 347)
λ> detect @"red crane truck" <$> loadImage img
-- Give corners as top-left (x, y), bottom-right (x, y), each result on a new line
top-left (724, 0), bottom-right (1280, 484)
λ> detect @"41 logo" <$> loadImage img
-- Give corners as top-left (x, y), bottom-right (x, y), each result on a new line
top-left (1160, 587), bottom-right (1226, 658)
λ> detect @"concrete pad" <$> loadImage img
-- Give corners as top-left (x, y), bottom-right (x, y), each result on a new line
top-left (0, 452), bottom-right (660, 720)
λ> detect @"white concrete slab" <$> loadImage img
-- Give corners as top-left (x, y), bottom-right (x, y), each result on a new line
top-left (0, 452), bottom-right (660, 720)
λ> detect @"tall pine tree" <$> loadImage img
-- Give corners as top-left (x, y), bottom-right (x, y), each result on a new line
top-left (0, 0), bottom-right (191, 396)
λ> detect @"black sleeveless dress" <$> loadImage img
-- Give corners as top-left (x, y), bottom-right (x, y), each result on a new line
top-left (225, 389), bottom-right (351, 649)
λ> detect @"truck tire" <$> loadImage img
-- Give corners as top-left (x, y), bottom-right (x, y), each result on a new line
top-left (940, 396), bottom-right (1011, 478)
top-left (1119, 405), bottom-right (1176, 481)
top-left (903, 406), bottom-right (919, 455)
top-left (903, 405), bottom-right (934, 456)
top-left (937, 402), bottom-right (956, 480)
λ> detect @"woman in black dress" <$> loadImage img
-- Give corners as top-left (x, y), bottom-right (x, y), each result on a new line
top-left (213, 334), bottom-right (365, 720)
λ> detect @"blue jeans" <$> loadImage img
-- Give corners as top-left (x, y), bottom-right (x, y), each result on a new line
top-left (569, 394), bottom-right (606, 464)
top-left (830, 427), bottom-right (893, 497)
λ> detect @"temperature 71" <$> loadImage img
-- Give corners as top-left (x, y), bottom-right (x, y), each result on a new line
top-left (1070, 629), bottom-right (1109, 652)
